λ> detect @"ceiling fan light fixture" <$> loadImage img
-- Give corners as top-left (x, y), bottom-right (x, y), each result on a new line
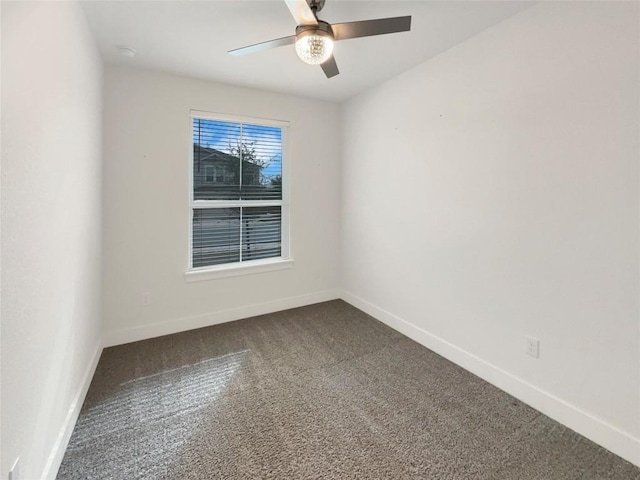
top-left (228, 1), bottom-right (412, 79)
top-left (295, 28), bottom-right (334, 65)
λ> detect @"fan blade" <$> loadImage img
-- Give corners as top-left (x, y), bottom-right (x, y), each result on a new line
top-left (284, 0), bottom-right (318, 26)
top-left (229, 35), bottom-right (296, 56)
top-left (321, 55), bottom-right (339, 78)
top-left (332, 16), bottom-right (411, 41)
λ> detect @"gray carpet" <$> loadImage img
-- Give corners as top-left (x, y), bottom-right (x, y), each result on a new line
top-left (58, 300), bottom-right (639, 479)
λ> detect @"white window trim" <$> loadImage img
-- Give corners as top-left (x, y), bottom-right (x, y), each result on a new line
top-left (185, 257), bottom-right (294, 282)
top-left (187, 110), bottom-right (292, 281)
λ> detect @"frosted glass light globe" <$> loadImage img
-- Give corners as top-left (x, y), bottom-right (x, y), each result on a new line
top-left (295, 33), bottom-right (334, 65)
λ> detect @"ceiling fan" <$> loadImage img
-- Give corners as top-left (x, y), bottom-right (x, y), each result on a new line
top-left (229, 0), bottom-right (412, 78)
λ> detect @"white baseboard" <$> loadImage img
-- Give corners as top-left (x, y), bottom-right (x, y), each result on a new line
top-left (341, 290), bottom-right (640, 468)
top-left (104, 289), bottom-right (341, 348)
top-left (41, 341), bottom-right (103, 480)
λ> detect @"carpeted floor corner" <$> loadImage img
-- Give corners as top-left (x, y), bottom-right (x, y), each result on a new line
top-left (57, 300), bottom-right (640, 479)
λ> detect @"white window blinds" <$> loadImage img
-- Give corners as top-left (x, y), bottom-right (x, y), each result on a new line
top-left (190, 113), bottom-right (289, 269)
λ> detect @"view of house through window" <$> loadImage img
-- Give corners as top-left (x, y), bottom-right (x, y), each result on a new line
top-left (190, 113), bottom-right (288, 269)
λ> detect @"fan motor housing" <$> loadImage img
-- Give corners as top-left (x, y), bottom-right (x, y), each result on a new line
top-left (295, 21), bottom-right (334, 41)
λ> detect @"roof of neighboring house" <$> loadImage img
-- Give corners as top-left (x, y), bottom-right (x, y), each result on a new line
top-left (194, 145), bottom-right (262, 171)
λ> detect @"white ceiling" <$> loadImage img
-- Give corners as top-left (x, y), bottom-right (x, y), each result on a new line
top-left (81, 1), bottom-right (533, 103)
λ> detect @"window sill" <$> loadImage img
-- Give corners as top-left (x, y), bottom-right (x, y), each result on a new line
top-left (184, 258), bottom-right (294, 282)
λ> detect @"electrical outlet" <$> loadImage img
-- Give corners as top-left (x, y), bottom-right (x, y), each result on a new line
top-left (9, 457), bottom-right (20, 480)
top-left (526, 336), bottom-right (540, 359)
top-left (142, 292), bottom-right (152, 306)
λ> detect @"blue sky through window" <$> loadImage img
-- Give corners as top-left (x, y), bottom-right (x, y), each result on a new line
top-left (193, 119), bottom-right (282, 184)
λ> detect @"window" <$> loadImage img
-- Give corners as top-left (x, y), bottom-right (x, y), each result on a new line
top-left (204, 165), bottom-right (215, 183)
top-left (188, 111), bottom-right (290, 278)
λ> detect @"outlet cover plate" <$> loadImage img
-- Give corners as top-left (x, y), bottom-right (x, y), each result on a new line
top-left (526, 336), bottom-right (540, 359)
top-left (142, 292), bottom-right (152, 306)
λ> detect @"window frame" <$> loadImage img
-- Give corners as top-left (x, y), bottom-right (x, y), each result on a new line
top-left (185, 110), bottom-right (292, 281)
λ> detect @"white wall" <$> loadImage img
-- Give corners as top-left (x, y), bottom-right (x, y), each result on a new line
top-left (102, 66), bottom-right (341, 345)
top-left (1, 2), bottom-right (103, 479)
top-left (341, 1), bottom-right (639, 465)
top-left (3, 1), bottom-right (636, 477)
